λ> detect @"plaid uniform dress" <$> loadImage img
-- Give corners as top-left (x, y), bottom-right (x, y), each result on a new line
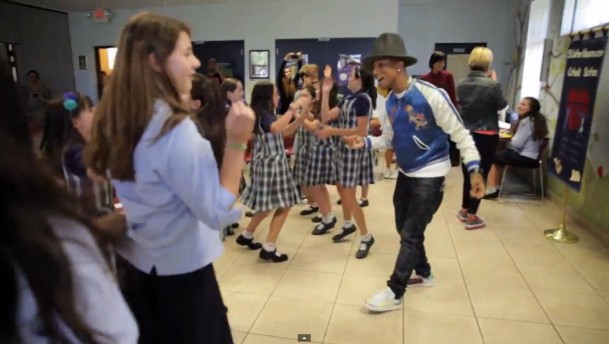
top-left (336, 93), bottom-right (375, 188)
top-left (292, 126), bottom-right (311, 184)
top-left (303, 122), bottom-right (337, 186)
top-left (241, 117), bottom-right (300, 212)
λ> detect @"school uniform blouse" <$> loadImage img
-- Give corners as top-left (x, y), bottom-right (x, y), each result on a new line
top-left (112, 100), bottom-right (241, 276)
top-left (508, 116), bottom-right (541, 160)
top-left (17, 217), bottom-right (138, 343)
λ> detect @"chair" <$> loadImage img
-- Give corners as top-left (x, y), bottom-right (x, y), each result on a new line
top-left (498, 138), bottom-right (550, 204)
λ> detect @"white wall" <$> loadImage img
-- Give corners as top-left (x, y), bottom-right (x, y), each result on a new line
top-left (0, 2), bottom-right (75, 94)
top-left (398, 0), bottom-right (514, 86)
top-left (68, 0), bottom-right (400, 101)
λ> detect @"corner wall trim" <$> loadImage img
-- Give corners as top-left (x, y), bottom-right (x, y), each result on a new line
top-left (4, 0), bottom-right (67, 14)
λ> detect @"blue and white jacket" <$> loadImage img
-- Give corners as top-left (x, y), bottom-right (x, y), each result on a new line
top-left (366, 78), bottom-right (480, 178)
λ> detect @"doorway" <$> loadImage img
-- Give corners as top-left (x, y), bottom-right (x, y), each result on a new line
top-left (94, 45), bottom-right (117, 99)
top-left (193, 40), bottom-right (245, 83)
top-left (434, 43), bottom-right (487, 84)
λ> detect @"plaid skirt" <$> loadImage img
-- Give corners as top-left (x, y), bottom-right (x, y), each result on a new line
top-left (292, 127), bottom-right (311, 185)
top-left (336, 144), bottom-right (375, 188)
top-left (241, 131), bottom-right (300, 212)
top-left (302, 138), bottom-right (337, 186)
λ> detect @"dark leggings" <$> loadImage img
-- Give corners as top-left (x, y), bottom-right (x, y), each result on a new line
top-left (461, 133), bottom-right (499, 215)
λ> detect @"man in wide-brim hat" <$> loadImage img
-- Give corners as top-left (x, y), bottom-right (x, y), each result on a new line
top-left (344, 33), bottom-right (486, 313)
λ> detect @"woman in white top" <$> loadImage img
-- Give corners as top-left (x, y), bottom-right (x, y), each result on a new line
top-left (485, 97), bottom-right (548, 199)
top-left (0, 63), bottom-right (137, 343)
top-left (84, 13), bottom-right (254, 343)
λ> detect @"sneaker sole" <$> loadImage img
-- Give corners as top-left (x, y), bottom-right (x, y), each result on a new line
top-left (465, 223), bottom-right (486, 230)
top-left (456, 214), bottom-right (467, 223)
top-left (364, 302), bottom-right (402, 313)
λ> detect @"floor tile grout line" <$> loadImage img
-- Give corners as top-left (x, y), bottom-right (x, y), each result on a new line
top-left (443, 211), bottom-right (487, 344)
top-left (491, 214), bottom-right (568, 344)
top-left (318, 223), bottom-right (361, 344)
top-left (514, 200), bottom-right (609, 305)
top-left (239, 211), bottom-right (313, 339)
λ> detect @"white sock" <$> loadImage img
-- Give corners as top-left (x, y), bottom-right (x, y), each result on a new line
top-left (361, 233), bottom-right (372, 242)
top-left (262, 243), bottom-right (276, 252)
top-left (360, 198), bottom-right (368, 202)
top-left (486, 187), bottom-right (497, 195)
top-left (310, 203), bottom-right (318, 208)
top-left (241, 231), bottom-right (253, 239)
top-left (343, 220), bottom-right (353, 228)
top-left (323, 213), bottom-right (335, 224)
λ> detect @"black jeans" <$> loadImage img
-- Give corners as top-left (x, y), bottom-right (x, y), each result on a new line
top-left (119, 259), bottom-right (234, 344)
top-left (461, 133), bottom-right (499, 215)
top-left (387, 173), bottom-right (445, 299)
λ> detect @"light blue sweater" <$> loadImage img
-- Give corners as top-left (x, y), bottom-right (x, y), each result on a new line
top-left (112, 100), bottom-right (241, 276)
top-left (510, 116), bottom-right (541, 160)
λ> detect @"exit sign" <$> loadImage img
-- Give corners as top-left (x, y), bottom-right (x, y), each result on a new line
top-left (91, 8), bottom-right (111, 23)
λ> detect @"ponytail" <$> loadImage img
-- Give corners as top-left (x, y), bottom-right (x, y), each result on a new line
top-left (522, 97), bottom-right (548, 141)
top-left (357, 68), bottom-right (377, 109)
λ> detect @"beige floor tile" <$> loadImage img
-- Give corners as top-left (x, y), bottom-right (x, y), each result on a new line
top-left (290, 247), bottom-right (350, 274)
top-left (558, 246), bottom-right (609, 272)
top-left (453, 240), bottom-right (512, 262)
top-left (556, 325), bottom-right (609, 344)
top-left (219, 263), bottom-right (285, 296)
top-left (468, 284), bottom-right (548, 323)
top-left (250, 297), bottom-right (332, 341)
top-left (335, 273), bottom-right (388, 306)
top-left (404, 282), bottom-right (473, 316)
top-left (504, 242), bottom-right (569, 267)
top-left (403, 311), bottom-right (482, 344)
top-left (425, 235), bottom-right (457, 259)
top-left (324, 304), bottom-right (403, 344)
top-left (494, 225), bottom-right (550, 244)
top-left (459, 259), bottom-right (527, 288)
top-left (243, 334), bottom-right (321, 343)
top-left (534, 291), bottom-right (609, 330)
top-left (519, 264), bottom-right (596, 294)
top-left (273, 269), bottom-right (342, 303)
top-left (300, 232), bottom-right (354, 252)
top-left (223, 292), bottom-right (268, 333)
top-left (232, 331), bottom-right (247, 344)
top-left (448, 221), bottom-right (501, 242)
top-left (343, 253), bottom-right (396, 277)
top-left (478, 318), bottom-right (562, 344)
top-left (428, 258), bottom-right (464, 284)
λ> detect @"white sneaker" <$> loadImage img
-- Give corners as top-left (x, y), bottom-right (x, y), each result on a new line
top-left (364, 288), bottom-right (403, 313)
top-left (382, 169), bottom-right (392, 179)
top-left (389, 170), bottom-right (399, 179)
top-left (407, 273), bottom-right (434, 287)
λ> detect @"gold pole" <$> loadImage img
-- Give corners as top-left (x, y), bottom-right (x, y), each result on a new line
top-left (544, 185), bottom-right (579, 243)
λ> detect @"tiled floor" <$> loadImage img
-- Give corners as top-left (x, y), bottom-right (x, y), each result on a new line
top-left (217, 167), bottom-right (609, 344)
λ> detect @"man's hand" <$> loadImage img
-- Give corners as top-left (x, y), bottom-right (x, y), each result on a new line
top-left (469, 171), bottom-right (486, 199)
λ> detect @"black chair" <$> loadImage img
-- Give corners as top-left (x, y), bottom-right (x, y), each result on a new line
top-left (498, 138), bottom-right (550, 204)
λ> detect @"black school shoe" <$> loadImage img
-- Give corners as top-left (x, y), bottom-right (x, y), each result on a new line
top-left (245, 211), bottom-right (255, 218)
top-left (231, 223), bottom-right (239, 229)
top-left (259, 248), bottom-right (288, 263)
top-left (332, 224), bottom-right (357, 242)
top-left (359, 199), bottom-right (370, 207)
top-left (356, 236), bottom-right (375, 259)
top-left (312, 215), bottom-right (322, 223)
top-left (483, 190), bottom-right (500, 200)
top-left (226, 227), bottom-right (235, 236)
top-left (236, 235), bottom-right (262, 250)
top-left (299, 206), bottom-right (319, 216)
top-left (312, 217), bottom-right (337, 235)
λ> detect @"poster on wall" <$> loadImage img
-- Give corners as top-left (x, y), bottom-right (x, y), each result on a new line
top-left (548, 36), bottom-right (607, 192)
top-left (336, 54), bottom-right (362, 99)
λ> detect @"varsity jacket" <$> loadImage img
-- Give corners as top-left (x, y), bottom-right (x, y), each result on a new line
top-left (365, 78), bottom-right (480, 177)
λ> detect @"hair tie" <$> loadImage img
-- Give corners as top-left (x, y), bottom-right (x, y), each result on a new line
top-left (62, 92), bottom-right (78, 112)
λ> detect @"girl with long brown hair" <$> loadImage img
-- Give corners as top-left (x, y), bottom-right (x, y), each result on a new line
top-left (0, 58), bottom-right (137, 343)
top-left (84, 12), bottom-right (254, 343)
top-left (485, 97), bottom-right (548, 199)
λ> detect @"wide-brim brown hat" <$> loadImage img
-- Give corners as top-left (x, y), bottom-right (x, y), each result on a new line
top-left (363, 33), bottom-right (417, 70)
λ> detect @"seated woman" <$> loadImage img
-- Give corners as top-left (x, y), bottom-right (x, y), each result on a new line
top-left (485, 97), bottom-right (549, 199)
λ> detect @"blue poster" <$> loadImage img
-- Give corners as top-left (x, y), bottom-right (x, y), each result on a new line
top-left (548, 36), bottom-right (607, 192)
